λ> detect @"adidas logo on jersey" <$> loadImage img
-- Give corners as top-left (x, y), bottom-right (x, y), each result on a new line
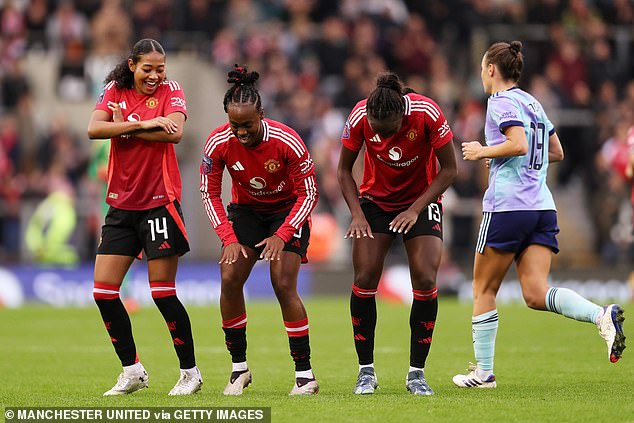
top-left (231, 162), bottom-right (245, 171)
top-left (369, 134), bottom-right (381, 143)
top-left (158, 241), bottom-right (172, 250)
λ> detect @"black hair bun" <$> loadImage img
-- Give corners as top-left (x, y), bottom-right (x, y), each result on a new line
top-left (227, 64), bottom-right (260, 86)
top-left (509, 41), bottom-right (522, 54)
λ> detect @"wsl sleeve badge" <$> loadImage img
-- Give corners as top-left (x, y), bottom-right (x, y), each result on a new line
top-left (201, 155), bottom-right (213, 175)
top-left (96, 89), bottom-right (105, 105)
top-left (342, 120), bottom-right (351, 139)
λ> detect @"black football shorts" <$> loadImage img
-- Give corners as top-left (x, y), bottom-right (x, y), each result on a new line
top-left (226, 203), bottom-right (310, 262)
top-left (98, 201), bottom-right (190, 259)
top-left (360, 198), bottom-right (443, 241)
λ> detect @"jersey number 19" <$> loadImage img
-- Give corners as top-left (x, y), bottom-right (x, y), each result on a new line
top-left (529, 121), bottom-right (546, 170)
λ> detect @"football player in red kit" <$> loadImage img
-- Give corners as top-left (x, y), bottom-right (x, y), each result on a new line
top-left (200, 65), bottom-right (319, 395)
top-left (338, 72), bottom-right (457, 395)
top-left (627, 126), bottom-right (634, 230)
top-left (87, 38), bottom-right (201, 396)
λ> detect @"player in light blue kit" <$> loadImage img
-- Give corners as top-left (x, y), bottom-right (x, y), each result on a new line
top-left (453, 41), bottom-right (626, 388)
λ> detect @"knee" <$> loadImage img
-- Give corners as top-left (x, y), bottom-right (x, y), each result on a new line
top-left (271, 277), bottom-right (298, 301)
top-left (472, 279), bottom-right (497, 302)
top-left (354, 269), bottom-right (382, 290)
top-left (522, 291), bottom-right (546, 310)
top-left (221, 277), bottom-right (245, 297)
top-left (410, 271), bottom-right (436, 291)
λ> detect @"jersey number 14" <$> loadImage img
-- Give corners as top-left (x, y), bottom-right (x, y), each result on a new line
top-left (148, 217), bottom-right (169, 241)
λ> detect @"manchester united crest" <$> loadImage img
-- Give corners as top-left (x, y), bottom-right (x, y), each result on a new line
top-left (407, 129), bottom-right (418, 141)
top-left (145, 97), bottom-right (159, 109)
top-left (264, 158), bottom-right (281, 173)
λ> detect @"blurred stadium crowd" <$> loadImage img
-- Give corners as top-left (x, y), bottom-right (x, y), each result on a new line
top-left (1, 0), bottom-right (634, 267)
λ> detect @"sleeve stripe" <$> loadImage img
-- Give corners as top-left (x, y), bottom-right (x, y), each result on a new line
top-left (105, 81), bottom-right (115, 91)
top-left (410, 102), bottom-right (440, 121)
top-left (200, 174), bottom-right (217, 227)
top-left (499, 120), bottom-right (523, 130)
top-left (204, 128), bottom-right (232, 156)
top-left (349, 106), bottom-right (367, 128)
top-left (348, 106), bottom-right (365, 125)
top-left (270, 127), bottom-right (305, 155)
top-left (200, 174), bottom-right (221, 227)
top-left (166, 80), bottom-right (181, 91)
top-left (270, 128), bottom-right (305, 157)
top-left (410, 107), bottom-right (439, 122)
top-left (411, 100), bottom-right (440, 116)
top-left (262, 120), bottom-right (270, 141)
top-left (288, 175), bottom-right (318, 227)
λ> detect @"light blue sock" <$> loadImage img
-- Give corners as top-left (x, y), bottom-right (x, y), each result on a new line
top-left (472, 310), bottom-right (498, 372)
top-left (545, 287), bottom-right (602, 324)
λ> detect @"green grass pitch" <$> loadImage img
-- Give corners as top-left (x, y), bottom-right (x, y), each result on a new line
top-left (1, 297), bottom-right (633, 422)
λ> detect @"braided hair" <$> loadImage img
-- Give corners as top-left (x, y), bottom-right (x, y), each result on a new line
top-left (366, 72), bottom-right (405, 121)
top-left (485, 40), bottom-right (524, 83)
top-left (223, 64), bottom-right (262, 113)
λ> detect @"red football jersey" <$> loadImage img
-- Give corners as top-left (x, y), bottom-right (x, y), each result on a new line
top-left (628, 126), bottom-right (634, 208)
top-left (341, 93), bottom-right (453, 211)
top-left (200, 119), bottom-right (319, 245)
top-left (94, 80), bottom-right (188, 210)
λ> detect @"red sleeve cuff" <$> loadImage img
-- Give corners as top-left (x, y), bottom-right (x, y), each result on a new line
top-left (274, 229), bottom-right (292, 243)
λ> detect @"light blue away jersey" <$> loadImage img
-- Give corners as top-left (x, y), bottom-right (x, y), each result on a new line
top-left (483, 87), bottom-right (556, 212)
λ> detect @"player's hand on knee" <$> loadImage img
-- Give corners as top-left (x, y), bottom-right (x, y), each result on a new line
top-left (220, 242), bottom-right (248, 264)
top-left (256, 235), bottom-right (284, 261)
top-left (389, 209), bottom-right (418, 234)
top-left (345, 217), bottom-right (374, 239)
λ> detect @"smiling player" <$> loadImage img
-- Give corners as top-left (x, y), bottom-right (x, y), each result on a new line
top-left (87, 38), bottom-right (201, 397)
top-left (200, 65), bottom-right (319, 396)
